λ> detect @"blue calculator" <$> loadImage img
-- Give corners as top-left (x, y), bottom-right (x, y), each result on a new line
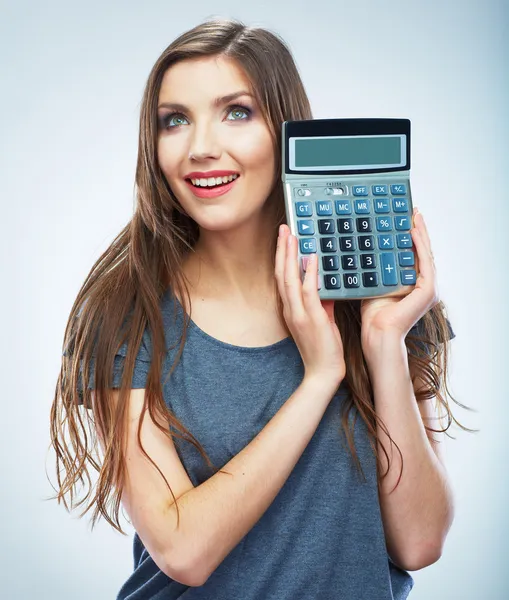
top-left (282, 118), bottom-right (417, 301)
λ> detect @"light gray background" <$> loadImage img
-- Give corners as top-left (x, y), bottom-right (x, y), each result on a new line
top-left (1, 0), bottom-right (507, 598)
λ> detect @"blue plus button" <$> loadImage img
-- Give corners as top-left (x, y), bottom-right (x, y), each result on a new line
top-left (381, 253), bottom-right (398, 286)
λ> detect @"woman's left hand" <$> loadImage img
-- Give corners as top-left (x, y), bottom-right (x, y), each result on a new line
top-left (360, 207), bottom-right (440, 353)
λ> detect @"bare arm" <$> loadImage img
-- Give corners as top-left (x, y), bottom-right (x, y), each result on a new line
top-left (99, 375), bottom-right (339, 587)
top-left (173, 375), bottom-right (338, 586)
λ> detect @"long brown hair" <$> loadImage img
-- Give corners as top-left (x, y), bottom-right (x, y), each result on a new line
top-left (48, 17), bottom-right (475, 535)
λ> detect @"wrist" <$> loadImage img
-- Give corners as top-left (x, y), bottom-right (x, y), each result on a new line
top-left (362, 330), bottom-right (407, 369)
top-left (302, 373), bottom-right (343, 398)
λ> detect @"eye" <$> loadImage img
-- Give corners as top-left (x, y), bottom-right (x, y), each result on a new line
top-left (165, 114), bottom-right (189, 128)
top-left (225, 105), bottom-right (251, 121)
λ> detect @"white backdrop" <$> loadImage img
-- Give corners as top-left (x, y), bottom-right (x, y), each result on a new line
top-left (2, 0), bottom-right (507, 597)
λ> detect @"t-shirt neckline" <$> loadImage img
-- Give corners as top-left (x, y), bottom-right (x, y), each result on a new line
top-left (169, 290), bottom-right (294, 353)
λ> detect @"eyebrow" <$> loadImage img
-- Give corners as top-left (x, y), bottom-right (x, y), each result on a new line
top-left (157, 90), bottom-right (254, 111)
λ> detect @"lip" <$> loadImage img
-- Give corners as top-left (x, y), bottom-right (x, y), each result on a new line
top-left (184, 170), bottom-right (239, 179)
top-left (185, 175), bottom-right (239, 199)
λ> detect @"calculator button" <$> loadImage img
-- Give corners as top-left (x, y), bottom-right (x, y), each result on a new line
top-left (339, 236), bottom-right (356, 252)
top-left (337, 218), bottom-right (354, 234)
top-left (324, 274), bottom-right (341, 289)
top-left (374, 199), bottom-right (390, 213)
top-left (401, 270), bottom-right (417, 285)
top-left (297, 220), bottom-right (314, 235)
top-left (363, 272), bottom-right (378, 287)
top-left (357, 217), bottom-right (372, 232)
top-left (376, 216), bottom-right (392, 231)
top-left (341, 255), bottom-right (358, 270)
top-left (358, 235), bottom-right (375, 251)
top-left (299, 238), bottom-right (317, 253)
top-left (335, 200), bottom-right (352, 215)
top-left (318, 219), bottom-right (335, 234)
top-left (354, 199), bottom-right (370, 214)
top-left (343, 273), bottom-right (360, 288)
top-left (352, 186), bottom-right (368, 196)
top-left (295, 201), bottom-right (312, 216)
top-left (398, 251), bottom-right (415, 266)
top-left (316, 201), bottom-right (333, 216)
top-left (391, 184), bottom-right (407, 195)
top-left (394, 215), bottom-right (411, 231)
top-left (393, 198), bottom-right (409, 212)
top-left (381, 253), bottom-right (398, 286)
top-left (322, 255), bottom-right (340, 271)
top-left (321, 237), bottom-right (338, 252)
top-left (361, 254), bottom-right (376, 269)
top-left (378, 234), bottom-right (394, 249)
top-left (396, 234), bottom-right (413, 248)
top-left (372, 185), bottom-right (388, 195)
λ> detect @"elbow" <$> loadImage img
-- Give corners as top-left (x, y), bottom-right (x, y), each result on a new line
top-left (399, 541), bottom-right (444, 571)
top-left (403, 494), bottom-right (456, 571)
top-left (392, 525), bottom-right (453, 572)
top-left (163, 548), bottom-right (209, 588)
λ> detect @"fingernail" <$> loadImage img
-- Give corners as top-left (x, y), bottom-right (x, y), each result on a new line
top-left (279, 225), bottom-right (284, 236)
top-left (414, 206), bottom-right (420, 214)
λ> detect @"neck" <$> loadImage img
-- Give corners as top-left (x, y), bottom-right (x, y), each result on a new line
top-left (182, 210), bottom-right (280, 306)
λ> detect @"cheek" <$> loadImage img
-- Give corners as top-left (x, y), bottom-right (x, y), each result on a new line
top-left (157, 138), bottom-right (182, 178)
top-left (233, 127), bottom-right (275, 173)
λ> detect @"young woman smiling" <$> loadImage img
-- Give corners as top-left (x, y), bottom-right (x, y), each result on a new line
top-left (50, 17), bottom-right (471, 600)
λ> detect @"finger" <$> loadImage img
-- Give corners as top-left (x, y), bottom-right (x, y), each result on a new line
top-left (320, 298), bottom-right (336, 323)
top-left (413, 208), bottom-right (431, 253)
top-left (284, 233), bottom-right (306, 321)
top-left (275, 225), bottom-right (289, 306)
top-left (411, 222), bottom-right (435, 282)
top-left (388, 222), bottom-right (438, 331)
top-left (301, 252), bottom-right (325, 317)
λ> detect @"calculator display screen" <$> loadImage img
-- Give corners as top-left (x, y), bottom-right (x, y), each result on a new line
top-left (290, 134), bottom-right (406, 171)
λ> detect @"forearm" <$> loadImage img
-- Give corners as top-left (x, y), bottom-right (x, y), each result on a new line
top-left (364, 334), bottom-right (454, 571)
top-left (168, 376), bottom-right (339, 586)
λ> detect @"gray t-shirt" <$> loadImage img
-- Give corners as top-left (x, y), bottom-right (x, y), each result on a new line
top-left (79, 288), bottom-right (455, 599)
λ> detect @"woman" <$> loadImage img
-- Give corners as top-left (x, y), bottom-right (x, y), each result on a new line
top-left (50, 17), bottom-right (470, 599)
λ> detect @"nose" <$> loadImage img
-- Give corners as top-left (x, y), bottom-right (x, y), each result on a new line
top-left (188, 121), bottom-right (221, 161)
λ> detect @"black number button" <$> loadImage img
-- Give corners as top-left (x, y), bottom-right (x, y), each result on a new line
top-left (337, 218), bottom-right (354, 234)
top-left (344, 273), bottom-right (360, 288)
top-left (358, 235), bottom-right (374, 251)
top-left (320, 237), bottom-right (337, 253)
top-left (339, 236), bottom-right (356, 252)
top-left (322, 255), bottom-right (339, 271)
top-left (357, 217), bottom-right (372, 232)
top-left (360, 254), bottom-right (376, 269)
top-left (324, 274), bottom-right (341, 289)
top-left (341, 255), bottom-right (358, 270)
top-left (318, 219), bottom-right (335, 234)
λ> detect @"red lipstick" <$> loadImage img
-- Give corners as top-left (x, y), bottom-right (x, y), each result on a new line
top-left (184, 174), bottom-right (240, 199)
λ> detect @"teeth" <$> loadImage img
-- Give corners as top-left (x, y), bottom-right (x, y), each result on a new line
top-left (190, 174), bottom-right (238, 187)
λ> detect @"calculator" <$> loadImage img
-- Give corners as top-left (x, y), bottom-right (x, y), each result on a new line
top-left (282, 118), bottom-right (417, 301)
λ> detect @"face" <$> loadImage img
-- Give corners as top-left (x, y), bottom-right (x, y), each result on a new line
top-left (156, 55), bottom-right (276, 234)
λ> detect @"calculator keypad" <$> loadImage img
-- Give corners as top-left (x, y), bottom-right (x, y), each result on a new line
top-left (293, 181), bottom-right (416, 296)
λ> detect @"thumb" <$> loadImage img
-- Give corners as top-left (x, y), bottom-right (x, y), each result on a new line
top-left (321, 299), bottom-right (336, 323)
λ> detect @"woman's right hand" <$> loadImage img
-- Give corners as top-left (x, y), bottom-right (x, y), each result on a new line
top-left (275, 224), bottom-right (346, 392)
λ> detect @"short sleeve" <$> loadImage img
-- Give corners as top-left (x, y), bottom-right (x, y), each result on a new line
top-left (62, 337), bottom-right (152, 404)
top-left (407, 315), bottom-right (456, 355)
